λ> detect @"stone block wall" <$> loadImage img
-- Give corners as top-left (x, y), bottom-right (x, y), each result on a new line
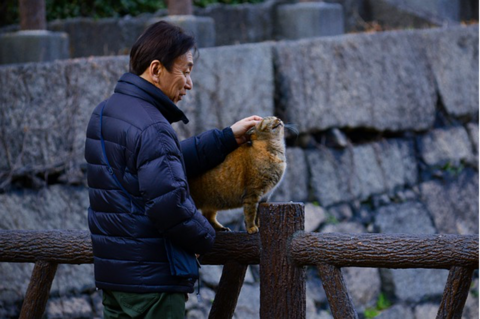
top-left (3, 1), bottom-right (343, 60)
top-left (0, 25), bottom-right (478, 318)
top-left (2, 0), bottom-right (477, 63)
top-left (374, 0), bottom-right (466, 22)
top-left (274, 30), bottom-right (438, 132)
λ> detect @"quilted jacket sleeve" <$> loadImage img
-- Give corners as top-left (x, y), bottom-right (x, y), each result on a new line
top-left (180, 127), bottom-right (238, 178)
top-left (136, 123), bottom-right (216, 254)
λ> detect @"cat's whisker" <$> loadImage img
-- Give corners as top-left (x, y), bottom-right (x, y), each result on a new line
top-left (284, 123), bottom-right (299, 136)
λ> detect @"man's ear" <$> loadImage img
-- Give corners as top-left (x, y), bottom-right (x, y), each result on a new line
top-left (149, 60), bottom-right (164, 83)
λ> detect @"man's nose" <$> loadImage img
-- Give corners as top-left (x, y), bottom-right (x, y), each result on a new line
top-left (186, 75), bottom-right (193, 90)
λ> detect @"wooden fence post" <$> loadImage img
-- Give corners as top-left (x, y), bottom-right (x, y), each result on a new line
top-left (19, 261), bottom-right (58, 319)
top-left (209, 261), bottom-right (248, 319)
top-left (317, 263), bottom-right (358, 319)
top-left (259, 203), bottom-right (305, 319)
top-left (437, 266), bottom-right (475, 319)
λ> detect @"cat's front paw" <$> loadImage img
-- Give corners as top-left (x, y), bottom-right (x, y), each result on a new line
top-left (218, 226), bottom-right (231, 232)
top-left (247, 226), bottom-right (259, 234)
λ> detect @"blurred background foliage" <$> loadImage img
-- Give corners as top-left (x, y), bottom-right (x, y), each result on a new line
top-left (193, 0), bottom-right (263, 7)
top-left (0, 0), bottom-right (264, 27)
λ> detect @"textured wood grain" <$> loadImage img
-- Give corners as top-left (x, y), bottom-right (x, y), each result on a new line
top-left (437, 266), bottom-right (475, 319)
top-left (200, 231), bottom-right (260, 265)
top-left (0, 230), bottom-right (93, 263)
top-left (317, 263), bottom-right (358, 319)
top-left (259, 202), bottom-right (306, 319)
top-left (209, 261), bottom-right (248, 319)
top-left (290, 232), bottom-right (478, 269)
top-left (0, 230), bottom-right (260, 265)
top-left (19, 261), bottom-right (57, 319)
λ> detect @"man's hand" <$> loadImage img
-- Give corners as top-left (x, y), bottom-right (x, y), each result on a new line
top-left (230, 115), bottom-right (263, 145)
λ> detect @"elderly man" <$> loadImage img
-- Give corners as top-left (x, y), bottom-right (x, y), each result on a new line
top-left (85, 21), bottom-right (261, 318)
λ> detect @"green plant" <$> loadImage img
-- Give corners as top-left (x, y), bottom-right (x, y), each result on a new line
top-left (0, 0), bottom-right (19, 27)
top-left (326, 214), bottom-right (339, 225)
top-left (441, 161), bottom-right (464, 176)
top-left (364, 308), bottom-right (380, 319)
top-left (471, 289), bottom-right (479, 298)
top-left (376, 293), bottom-right (391, 310)
top-left (364, 293), bottom-right (392, 318)
top-left (0, 0), bottom-right (265, 27)
top-left (470, 281), bottom-right (479, 298)
top-left (45, 0), bottom-right (166, 21)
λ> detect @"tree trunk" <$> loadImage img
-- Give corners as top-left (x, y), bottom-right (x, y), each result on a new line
top-left (167, 0), bottom-right (193, 15)
top-left (19, 0), bottom-right (46, 30)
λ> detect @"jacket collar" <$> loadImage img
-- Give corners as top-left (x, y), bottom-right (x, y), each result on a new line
top-left (114, 72), bottom-right (189, 124)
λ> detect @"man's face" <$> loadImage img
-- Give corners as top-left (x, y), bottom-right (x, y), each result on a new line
top-left (157, 51), bottom-right (193, 104)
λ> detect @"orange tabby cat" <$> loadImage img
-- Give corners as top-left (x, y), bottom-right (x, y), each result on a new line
top-left (189, 116), bottom-right (287, 234)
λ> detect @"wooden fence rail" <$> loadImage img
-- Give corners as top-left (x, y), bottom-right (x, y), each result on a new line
top-left (0, 203), bottom-right (478, 319)
top-left (290, 232), bottom-right (479, 269)
top-left (289, 231), bottom-right (478, 319)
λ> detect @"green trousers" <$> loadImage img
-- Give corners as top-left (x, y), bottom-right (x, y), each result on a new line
top-left (102, 290), bottom-right (185, 319)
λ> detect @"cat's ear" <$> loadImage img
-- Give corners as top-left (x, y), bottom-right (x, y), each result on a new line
top-left (259, 120), bottom-right (269, 131)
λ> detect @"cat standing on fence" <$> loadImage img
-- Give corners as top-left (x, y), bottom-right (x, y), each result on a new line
top-left (189, 116), bottom-right (288, 234)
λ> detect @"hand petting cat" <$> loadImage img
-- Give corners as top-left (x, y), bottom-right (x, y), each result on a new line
top-left (230, 115), bottom-right (263, 145)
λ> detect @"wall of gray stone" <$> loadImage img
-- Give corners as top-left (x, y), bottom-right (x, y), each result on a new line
top-left (0, 25), bottom-right (478, 318)
top-left (1, 1), bottom-right (345, 60)
top-left (365, 0), bottom-right (478, 23)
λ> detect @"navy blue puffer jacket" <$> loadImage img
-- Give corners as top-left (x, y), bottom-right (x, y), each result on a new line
top-left (85, 73), bottom-right (237, 293)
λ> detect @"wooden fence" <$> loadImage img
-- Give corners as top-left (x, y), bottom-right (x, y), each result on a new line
top-left (0, 203), bottom-right (478, 318)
